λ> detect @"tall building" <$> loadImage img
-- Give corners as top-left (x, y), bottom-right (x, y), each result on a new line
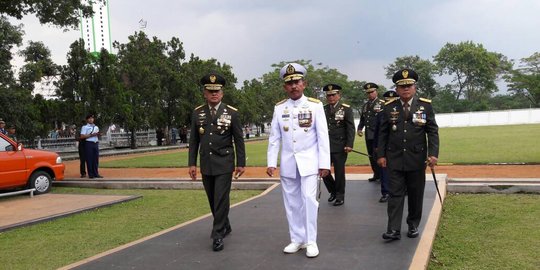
top-left (80, 0), bottom-right (112, 56)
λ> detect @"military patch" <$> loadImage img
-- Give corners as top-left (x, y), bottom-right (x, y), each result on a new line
top-left (308, 97), bottom-right (321, 103)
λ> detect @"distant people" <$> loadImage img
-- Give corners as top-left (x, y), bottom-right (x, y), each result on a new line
top-left (321, 83), bottom-right (355, 206)
top-left (357, 83), bottom-right (385, 182)
top-left (0, 119), bottom-right (7, 135)
top-left (373, 90), bottom-right (399, 203)
top-left (377, 69), bottom-right (439, 241)
top-left (7, 125), bottom-right (17, 141)
top-left (188, 72), bottom-right (246, 252)
top-left (180, 125), bottom-right (188, 143)
top-left (171, 127), bottom-right (178, 144)
top-left (244, 125), bottom-right (250, 139)
top-left (267, 63), bottom-right (330, 258)
top-left (81, 114), bottom-right (103, 179)
top-left (75, 120), bottom-right (87, 178)
top-left (156, 128), bottom-right (164, 146)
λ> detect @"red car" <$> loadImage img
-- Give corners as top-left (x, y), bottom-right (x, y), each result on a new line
top-left (0, 133), bottom-right (65, 194)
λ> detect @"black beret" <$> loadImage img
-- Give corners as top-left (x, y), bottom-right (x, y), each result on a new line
top-left (200, 72), bottom-right (226, 91)
top-left (392, 68), bottom-right (418, 85)
top-left (383, 90), bottom-right (399, 98)
top-left (363, 82), bottom-right (379, 93)
top-left (86, 114), bottom-right (95, 119)
top-left (323, 84), bottom-right (342, 94)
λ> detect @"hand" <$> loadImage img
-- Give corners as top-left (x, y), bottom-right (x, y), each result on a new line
top-left (189, 166), bottom-right (197, 180)
top-left (344, 147), bottom-right (352, 153)
top-left (266, 167), bottom-right (276, 177)
top-left (357, 130), bottom-right (363, 137)
top-left (377, 157), bottom-right (387, 168)
top-left (319, 169), bottom-right (330, 178)
top-left (427, 156), bottom-right (438, 168)
top-left (234, 167), bottom-right (245, 179)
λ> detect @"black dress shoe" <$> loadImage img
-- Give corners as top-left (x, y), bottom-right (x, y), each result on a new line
top-left (407, 226), bottom-right (419, 238)
top-left (328, 194), bottom-right (336, 202)
top-left (333, 199), bottom-right (344, 206)
top-left (379, 194), bottom-right (390, 203)
top-left (368, 177), bottom-right (379, 182)
top-left (382, 230), bottom-right (401, 240)
top-left (212, 238), bottom-right (224, 251)
top-left (96, 175), bottom-right (104, 178)
top-left (80, 174), bottom-right (86, 178)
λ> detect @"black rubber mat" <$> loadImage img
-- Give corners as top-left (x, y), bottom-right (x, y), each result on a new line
top-left (74, 181), bottom-right (436, 270)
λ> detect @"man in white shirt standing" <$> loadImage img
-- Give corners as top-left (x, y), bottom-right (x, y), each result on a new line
top-left (80, 114), bottom-right (102, 179)
top-left (267, 63), bottom-right (331, 258)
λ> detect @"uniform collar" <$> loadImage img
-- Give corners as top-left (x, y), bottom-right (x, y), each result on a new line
top-left (400, 98), bottom-right (413, 107)
top-left (289, 95), bottom-right (307, 106)
top-left (208, 102), bottom-right (222, 111)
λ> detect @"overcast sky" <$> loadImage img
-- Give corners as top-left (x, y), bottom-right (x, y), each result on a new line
top-left (11, 0), bottom-right (540, 89)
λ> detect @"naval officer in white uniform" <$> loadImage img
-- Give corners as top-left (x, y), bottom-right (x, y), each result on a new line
top-left (267, 63), bottom-right (331, 258)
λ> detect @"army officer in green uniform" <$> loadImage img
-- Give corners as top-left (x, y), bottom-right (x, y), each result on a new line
top-left (322, 84), bottom-right (355, 206)
top-left (377, 68), bottom-right (439, 241)
top-left (188, 72), bottom-right (246, 251)
top-left (357, 83), bottom-right (386, 182)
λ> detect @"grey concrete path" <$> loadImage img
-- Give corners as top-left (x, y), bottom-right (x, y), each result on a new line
top-left (66, 181), bottom-right (438, 270)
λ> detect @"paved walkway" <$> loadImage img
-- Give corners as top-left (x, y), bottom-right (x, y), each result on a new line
top-left (0, 194), bottom-right (140, 232)
top-left (63, 181), bottom-right (440, 270)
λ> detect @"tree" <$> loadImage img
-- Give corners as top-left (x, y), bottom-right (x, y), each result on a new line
top-left (1, 0), bottom-right (93, 28)
top-left (505, 52), bottom-right (540, 107)
top-left (385, 55), bottom-right (439, 98)
top-left (55, 39), bottom-right (94, 124)
top-left (434, 41), bottom-right (512, 102)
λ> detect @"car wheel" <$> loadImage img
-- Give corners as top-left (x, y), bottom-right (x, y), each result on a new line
top-left (28, 171), bottom-right (52, 195)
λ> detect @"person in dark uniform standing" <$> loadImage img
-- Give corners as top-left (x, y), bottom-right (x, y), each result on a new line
top-left (357, 83), bottom-right (385, 182)
top-left (75, 120), bottom-right (87, 178)
top-left (80, 114), bottom-right (102, 179)
top-left (377, 68), bottom-right (439, 241)
top-left (322, 84), bottom-right (355, 206)
top-left (373, 90), bottom-right (399, 203)
top-left (188, 72), bottom-right (246, 252)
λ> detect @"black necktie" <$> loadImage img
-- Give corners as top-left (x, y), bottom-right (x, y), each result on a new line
top-left (211, 107), bottom-right (216, 118)
top-left (403, 103), bottom-right (410, 119)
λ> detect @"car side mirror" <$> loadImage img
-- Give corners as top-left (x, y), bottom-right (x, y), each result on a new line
top-left (17, 142), bottom-right (23, 151)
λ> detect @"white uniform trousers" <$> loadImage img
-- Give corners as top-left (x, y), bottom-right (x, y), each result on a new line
top-left (281, 169), bottom-right (319, 244)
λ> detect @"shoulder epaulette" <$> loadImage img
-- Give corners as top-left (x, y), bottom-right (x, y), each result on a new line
top-left (226, 105), bottom-right (238, 111)
top-left (385, 98), bottom-right (398, 106)
top-left (379, 99), bottom-right (385, 103)
top-left (419, 97), bottom-right (432, 103)
top-left (194, 104), bottom-right (204, 110)
top-left (276, 99), bottom-right (287, 106)
top-left (342, 103), bottom-right (350, 108)
top-left (308, 97), bottom-right (321, 103)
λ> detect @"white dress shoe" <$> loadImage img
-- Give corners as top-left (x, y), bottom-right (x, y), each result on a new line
top-left (305, 243), bottom-right (319, 258)
top-left (283, 242), bottom-right (305, 253)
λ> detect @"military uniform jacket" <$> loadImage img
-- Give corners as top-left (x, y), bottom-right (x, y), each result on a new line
top-left (376, 97), bottom-right (439, 171)
top-left (324, 101), bottom-right (355, 153)
top-left (267, 95), bottom-right (331, 178)
top-left (188, 103), bottom-right (246, 176)
top-left (358, 98), bottom-right (385, 140)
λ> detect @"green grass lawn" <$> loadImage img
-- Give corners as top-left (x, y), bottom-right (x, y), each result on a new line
top-left (0, 188), bottom-right (260, 270)
top-left (429, 193), bottom-right (540, 270)
top-left (101, 124), bottom-right (540, 168)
